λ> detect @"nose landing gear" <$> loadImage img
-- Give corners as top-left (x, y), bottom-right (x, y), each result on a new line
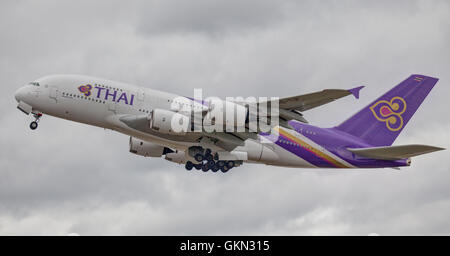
top-left (29, 113), bottom-right (42, 130)
top-left (30, 122), bottom-right (38, 130)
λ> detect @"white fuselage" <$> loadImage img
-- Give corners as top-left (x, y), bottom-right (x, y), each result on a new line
top-left (14, 74), bottom-right (331, 168)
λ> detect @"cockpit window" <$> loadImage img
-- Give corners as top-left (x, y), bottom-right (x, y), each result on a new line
top-left (29, 82), bottom-right (40, 86)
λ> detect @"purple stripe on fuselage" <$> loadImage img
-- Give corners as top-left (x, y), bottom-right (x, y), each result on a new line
top-left (260, 131), bottom-right (338, 168)
top-left (286, 120), bottom-right (409, 168)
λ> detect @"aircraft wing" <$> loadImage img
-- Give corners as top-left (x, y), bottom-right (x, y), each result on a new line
top-left (277, 86), bottom-right (364, 112)
top-left (228, 86), bottom-right (364, 126)
top-left (347, 144), bottom-right (445, 160)
top-left (119, 85), bottom-right (366, 150)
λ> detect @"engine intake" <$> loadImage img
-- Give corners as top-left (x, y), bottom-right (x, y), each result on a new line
top-left (203, 99), bottom-right (248, 130)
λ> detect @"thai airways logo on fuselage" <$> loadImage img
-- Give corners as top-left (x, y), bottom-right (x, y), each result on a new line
top-left (370, 96), bottom-right (407, 131)
top-left (78, 84), bottom-right (135, 105)
top-left (78, 84), bottom-right (92, 96)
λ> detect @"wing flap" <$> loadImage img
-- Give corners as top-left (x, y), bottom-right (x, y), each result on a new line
top-left (348, 144), bottom-right (445, 160)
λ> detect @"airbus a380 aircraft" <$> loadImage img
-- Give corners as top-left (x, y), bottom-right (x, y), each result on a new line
top-left (14, 74), bottom-right (444, 173)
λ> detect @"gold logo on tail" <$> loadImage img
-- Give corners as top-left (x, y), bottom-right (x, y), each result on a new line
top-left (370, 96), bottom-right (407, 131)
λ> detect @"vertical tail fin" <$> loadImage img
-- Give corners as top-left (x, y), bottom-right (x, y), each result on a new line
top-left (336, 74), bottom-right (439, 146)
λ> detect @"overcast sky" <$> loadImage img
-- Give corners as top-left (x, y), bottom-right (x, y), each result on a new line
top-left (1, 0), bottom-right (450, 235)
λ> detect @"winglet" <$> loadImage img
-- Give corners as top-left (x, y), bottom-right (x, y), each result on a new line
top-left (348, 86), bottom-right (365, 99)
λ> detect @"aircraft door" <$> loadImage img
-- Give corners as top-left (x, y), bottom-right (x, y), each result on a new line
top-left (49, 87), bottom-right (58, 102)
top-left (135, 88), bottom-right (145, 109)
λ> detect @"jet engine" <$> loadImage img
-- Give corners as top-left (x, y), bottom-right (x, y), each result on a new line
top-left (129, 137), bottom-right (173, 157)
top-left (203, 99), bottom-right (248, 130)
top-left (164, 151), bottom-right (187, 164)
top-left (149, 109), bottom-right (190, 135)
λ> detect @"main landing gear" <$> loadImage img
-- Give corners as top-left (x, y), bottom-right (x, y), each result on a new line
top-left (185, 160), bottom-right (238, 173)
top-left (185, 147), bottom-right (242, 173)
top-left (29, 113), bottom-right (42, 130)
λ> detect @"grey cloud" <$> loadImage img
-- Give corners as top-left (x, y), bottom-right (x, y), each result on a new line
top-left (137, 0), bottom-right (287, 36)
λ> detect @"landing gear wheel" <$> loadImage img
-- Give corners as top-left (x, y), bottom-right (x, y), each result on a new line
top-left (29, 113), bottom-right (42, 130)
top-left (213, 153), bottom-right (219, 161)
top-left (194, 153), bottom-right (204, 162)
top-left (185, 161), bottom-right (193, 171)
top-left (205, 153), bottom-right (213, 162)
top-left (205, 148), bottom-right (212, 155)
top-left (211, 165), bottom-right (219, 172)
top-left (207, 160), bottom-right (215, 168)
top-left (221, 165), bottom-right (230, 173)
top-left (217, 161), bottom-right (225, 167)
top-left (202, 164), bottom-right (209, 172)
top-left (226, 161), bottom-right (235, 168)
top-left (30, 121), bottom-right (38, 130)
top-left (194, 164), bottom-right (202, 170)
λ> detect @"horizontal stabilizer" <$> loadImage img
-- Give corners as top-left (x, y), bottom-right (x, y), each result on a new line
top-left (347, 144), bottom-right (445, 160)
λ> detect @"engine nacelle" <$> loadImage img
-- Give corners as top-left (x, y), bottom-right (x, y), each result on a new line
top-left (129, 137), bottom-right (169, 157)
top-left (203, 98), bottom-right (248, 130)
top-left (164, 151), bottom-right (187, 164)
top-left (149, 109), bottom-right (190, 135)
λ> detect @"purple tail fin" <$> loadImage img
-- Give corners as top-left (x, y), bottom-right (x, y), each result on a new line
top-left (336, 74), bottom-right (439, 146)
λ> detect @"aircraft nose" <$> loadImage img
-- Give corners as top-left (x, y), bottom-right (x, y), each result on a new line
top-left (14, 86), bottom-right (28, 102)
